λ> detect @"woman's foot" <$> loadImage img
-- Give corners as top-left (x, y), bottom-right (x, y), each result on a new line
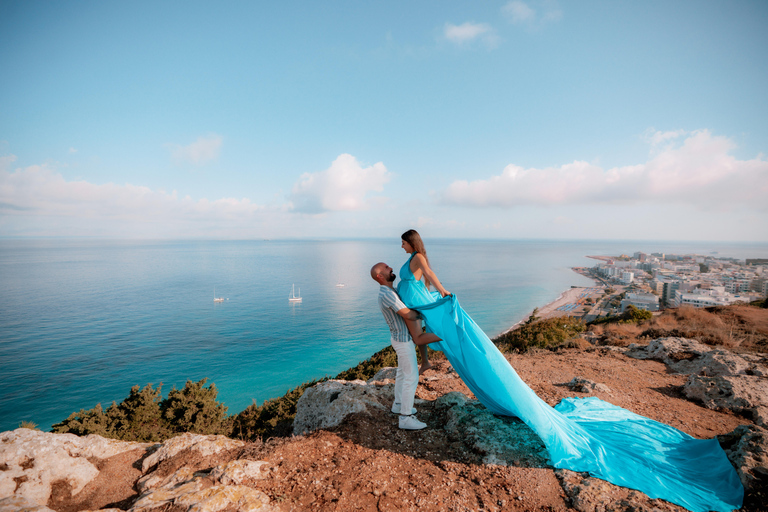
top-left (419, 361), bottom-right (433, 375)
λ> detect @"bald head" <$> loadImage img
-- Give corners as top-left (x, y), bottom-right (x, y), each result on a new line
top-left (370, 262), bottom-right (395, 286)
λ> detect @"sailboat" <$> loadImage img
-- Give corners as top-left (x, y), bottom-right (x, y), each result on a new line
top-left (213, 288), bottom-right (224, 303)
top-left (289, 284), bottom-right (302, 303)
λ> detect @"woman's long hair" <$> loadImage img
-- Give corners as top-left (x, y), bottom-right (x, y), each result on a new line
top-left (401, 229), bottom-right (431, 289)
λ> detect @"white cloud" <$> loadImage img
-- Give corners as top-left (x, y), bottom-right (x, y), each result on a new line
top-left (0, 160), bottom-right (275, 237)
top-left (502, 1), bottom-right (535, 24)
top-left (643, 128), bottom-right (687, 146)
top-left (443, 22), bottom-right (499, 48)
top-left (290, 154), bottom-right (391, 213)
top-left (441, 130), bottom-right (768, 210)
top-left (502, 0), bottom-right (562, 26)
top-left (68, 147), bottom-right (78, 154)
top-left (168, 134), bottom-right (223, 165)
top-left (0, 153), bottom-right (17, 171)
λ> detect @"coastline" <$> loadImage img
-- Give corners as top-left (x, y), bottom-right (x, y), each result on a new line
top-left (502, 267), bottom-right (604, 334)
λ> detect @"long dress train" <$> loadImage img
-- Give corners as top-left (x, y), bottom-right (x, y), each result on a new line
top-left (396, 253), bottom-right (743, 512)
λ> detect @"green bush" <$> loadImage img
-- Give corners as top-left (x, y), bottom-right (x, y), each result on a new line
top-left (52, 384), bottom-right (169, 442)
top-left (111, 383), bottom-right (168, 442)
top-left (493, 313), bottom-right (586, 352)
top-left (52, 341), bottom-right (451, 442)
top-left (335, 345), bottom-right (398, 381)
top-left (589, 304), bottom-right (653, 326)
top-left (52, 380), bottom-right (227, 442)
top-left (231, 379), bottom-right (322, 441)
top-left (162, 378), bottom-right (229, 436)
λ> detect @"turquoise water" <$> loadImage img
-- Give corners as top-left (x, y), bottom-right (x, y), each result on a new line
top-left (1, 238), bottom-right (766, 433)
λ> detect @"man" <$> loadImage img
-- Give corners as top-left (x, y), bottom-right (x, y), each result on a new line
top-left (370, 262), bottom-right (440, 430)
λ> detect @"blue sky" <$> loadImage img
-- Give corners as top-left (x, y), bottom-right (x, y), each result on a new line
top-left (1, 0), bottom-right (767, 241)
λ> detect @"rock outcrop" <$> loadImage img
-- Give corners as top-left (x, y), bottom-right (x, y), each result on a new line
top-left (626, 337), bottom-right (768, 425)
top-left (293, 379), bottom-right (391, 435)
top-left (718, 424), bottom-right (768, 492)
top-left (2, 338), bottom-right (765, 512)
top-left (436, 391), bottom-right (550, 468)
top-left (0, 429), bottom-right (280, 512)
top-left (0, 429), bottom-right (149, 506)
top-left (555, 469), bottom-right (689, 512)
top-left (140, 433), bottom-right (244, 474)
top-left (565, 377), bottom-right (612, 394)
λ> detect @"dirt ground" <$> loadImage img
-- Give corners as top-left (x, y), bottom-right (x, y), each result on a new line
top-left (50, 347), bottom-right (756, 512)
top-left (250, 349), bottom-right (749, 512)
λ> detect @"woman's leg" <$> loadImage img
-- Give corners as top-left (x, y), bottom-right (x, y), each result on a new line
top-left (404, 317), bottom-right (436, 374)
top-left (417, 344), bottom-right (433, 375)
top-left (404, 317), bottom-right (440, 346)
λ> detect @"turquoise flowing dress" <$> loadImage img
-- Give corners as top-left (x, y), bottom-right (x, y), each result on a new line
top-left (396, 253), bottom-right (743, 512)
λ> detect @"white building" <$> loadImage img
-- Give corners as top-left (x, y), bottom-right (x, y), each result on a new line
top-left (675, 290), bottom-right (733, 308)
top-left (671, 287), bottom-right (757, 308)
top-left (620, 293), bottom-right (660, 312)
top-left (621, 271), bottom-right (635, 284)
top-left (648, 279), bottom-right (665, 295)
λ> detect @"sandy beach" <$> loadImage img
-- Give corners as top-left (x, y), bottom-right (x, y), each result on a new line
top-left (502, 269), bottom-right (605, 334)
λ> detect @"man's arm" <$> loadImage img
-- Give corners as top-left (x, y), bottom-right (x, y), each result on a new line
top-left (396, 307), bottom-right (419, 321)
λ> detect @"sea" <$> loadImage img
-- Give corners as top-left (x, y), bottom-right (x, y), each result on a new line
top-left (2, 238), bottom-right (767, 433)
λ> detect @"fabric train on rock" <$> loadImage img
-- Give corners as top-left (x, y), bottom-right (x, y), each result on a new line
top-left (397, 253), bottom-right (743, 512)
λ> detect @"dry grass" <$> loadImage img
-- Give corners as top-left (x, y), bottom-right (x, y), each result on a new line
top-left (589, 323), bottom-right (645, 347)
top-left (589, 305), bottom-right (768, 351)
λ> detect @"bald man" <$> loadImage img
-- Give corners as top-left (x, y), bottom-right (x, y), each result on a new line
top-left (370, 262), bottom-right (439, 430)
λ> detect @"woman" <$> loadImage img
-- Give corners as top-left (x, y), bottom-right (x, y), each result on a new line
top-left (393, 229), bottom-right (742, 512)
top-left (396, 229), bottom-right (451, 374)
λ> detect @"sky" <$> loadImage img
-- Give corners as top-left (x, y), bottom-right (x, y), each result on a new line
top-left (1, 0), bottom-right (767, 241)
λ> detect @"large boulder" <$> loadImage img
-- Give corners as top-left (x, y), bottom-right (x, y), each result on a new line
top-left (626, 337), bottom-right (716, 374)
top-left (436, 392), bottom-right (550, 468)
top-left (0, 428), bottom-right (148, 506)
top-left (141, 432), bottom-right (245, 473)
top-left (0, 429), bottom-right (277, 512)
top-left (684, 374), bottom-right (768, 425)
top-left (627, 337), bottom-right (768, 423)
top-left (293, 379), bottom-right (390, 435)
top-left (131, 460), bottom-right (277, 512)
top-left (627, 337), bottom-right (767, 377)
top-left (555, 469), bottom-right (688, 512)
top-left (366, 367), bottom-right (397, 384)
top-left (718, 424), bottom-right (768, 492)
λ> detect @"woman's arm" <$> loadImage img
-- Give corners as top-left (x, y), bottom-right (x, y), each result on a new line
top-left (413, 253), bottom-right (451, 297)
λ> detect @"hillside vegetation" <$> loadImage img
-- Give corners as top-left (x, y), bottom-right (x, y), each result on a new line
top-left (49, 303), bottom-right (768, 443)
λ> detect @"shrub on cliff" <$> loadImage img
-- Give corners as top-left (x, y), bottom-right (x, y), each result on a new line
top-left (589, 304), bottom-right (653, 326)
top-left (229, 345), bottom-right (406, 441)
top-left (52, 384), bottom-right (168, 441)
top-left (51, 403), bottom-right (117, 439)
top-left (162, 378), bottom-right (229, 436)
top-left (335, 346), bottom-right (399, 381)
top-left (230, 345), bottom-right (432, 440)
top-left (493, 313), bottom-right (586, 352)
top-left (231, 379), bottom-right (322, 441)
top-left (52, 379), bottom-right (228, 442)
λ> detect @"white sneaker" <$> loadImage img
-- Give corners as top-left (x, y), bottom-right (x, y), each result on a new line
top-left (399, 415), bottom-right (427, 430)
top-left (391, 403), bottom-right (417, 415)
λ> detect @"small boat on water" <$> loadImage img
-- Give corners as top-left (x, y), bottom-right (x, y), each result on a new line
top-left (214, 288), bottom-right (225, 302)
top-left (289, 284), bottom-right (302, 303)
top-left (336, 283), bottom-right (345, 288)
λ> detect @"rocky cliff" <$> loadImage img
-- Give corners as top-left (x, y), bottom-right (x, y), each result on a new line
top-left (2, 337), bottom-right (766, 512)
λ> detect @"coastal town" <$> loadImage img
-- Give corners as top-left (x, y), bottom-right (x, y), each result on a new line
top-left (534, 251), bottom-right (768, 324)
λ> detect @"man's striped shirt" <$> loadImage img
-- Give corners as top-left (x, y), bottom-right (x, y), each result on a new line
top-left (378, 285), bottom-right (411, 343)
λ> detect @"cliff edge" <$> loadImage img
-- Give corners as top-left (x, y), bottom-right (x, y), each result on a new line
top-left (2, 336), bottom-right (766, 512)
